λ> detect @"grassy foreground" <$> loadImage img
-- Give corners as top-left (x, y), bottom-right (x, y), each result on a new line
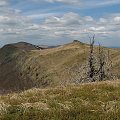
top-left (1, 80), bottom-right (120, 120)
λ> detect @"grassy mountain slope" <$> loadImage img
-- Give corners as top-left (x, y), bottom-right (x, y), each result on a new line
top-left (0, 40), bottom-right (120, 91)
top-left (0, 80), bottom-right (120, 120)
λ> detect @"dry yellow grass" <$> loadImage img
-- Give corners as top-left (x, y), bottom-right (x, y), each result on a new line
top-left (0, 79), bottom-right (120, 120)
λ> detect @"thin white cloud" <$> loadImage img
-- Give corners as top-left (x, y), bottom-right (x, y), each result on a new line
top-left (27, 0), bottom-right (120, 9)
top-left (46, 0), bottom-right (80, 4)
top-left (0, 0), bottom-right (8, 6)
top-left (45, 0), bottom-right (120, 8)
top-left (27, 13), bottom-right (57, 19)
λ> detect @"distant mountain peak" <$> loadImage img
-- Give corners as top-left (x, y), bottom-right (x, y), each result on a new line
top-left (73, 40), bottom-right (80, 43)
top-left (70, 40), bottom-right (86, 46)
top-left (1, 42), bottom-right (47, 51)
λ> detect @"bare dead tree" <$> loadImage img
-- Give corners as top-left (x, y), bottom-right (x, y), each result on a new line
top-left (87, 37), bottom-right (115, 81)
top-left (87, 35), bottom-right (97, 82)
top-left (97, 44), bottom-right (106, 81)
top-left (67, 36), bottom-right (115, 84)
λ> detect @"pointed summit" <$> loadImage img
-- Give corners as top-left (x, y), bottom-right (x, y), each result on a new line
top-left (73, 40), bottom-right (80, 43)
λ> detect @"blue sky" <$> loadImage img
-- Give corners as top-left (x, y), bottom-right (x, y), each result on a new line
top-left (0, 0), bottom-right (120, 47)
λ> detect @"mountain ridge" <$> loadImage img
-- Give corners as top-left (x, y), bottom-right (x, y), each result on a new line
top-left (0, 40), bottom-right (119, 93)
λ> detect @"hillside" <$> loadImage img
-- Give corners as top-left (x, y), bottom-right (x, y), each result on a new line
top-left (0, 40), bottom-right (120, 92)
top-left (0, 80), bottom-right (120, 120)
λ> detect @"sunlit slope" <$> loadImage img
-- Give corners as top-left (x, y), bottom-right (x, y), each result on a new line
top-left (0, 41), bottom-right (119, 91)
